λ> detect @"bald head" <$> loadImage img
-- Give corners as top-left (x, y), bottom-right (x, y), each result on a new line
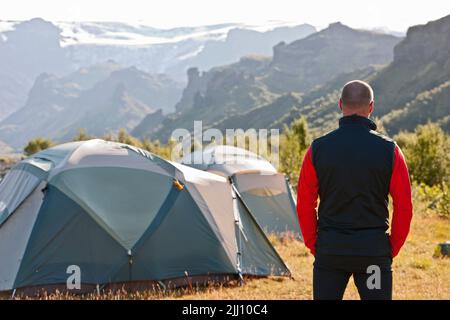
top-left (340, 80), bottom-right (374, 116)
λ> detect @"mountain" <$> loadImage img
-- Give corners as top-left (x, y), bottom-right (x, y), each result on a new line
top-left (372, 15), bottom-right (450, 115)
top-left (166, 25), bottom-right (316, 77)
top-left (0, 18), bottom-right (316, 122)
top-left (175, 55), bottom-right (274, 113)
top-left (381, 80), bottom-right (450, 133)
top-left (56, 21), bottom-right (315, 80)
top-left (263, 22), bottom-right (401, 93)
top-left (143, 16), bottom-right (450, 142)
top-left (131, 109), bottom-right (166, 138)
top-left (177, 22), bottom-right (400, 110)
top-left (3, 15), bottom-right (449, 150)
top-left (134, 23), bottom-right (401, 141)
top-left (213, 92), bottom-right (304, 131)
top-left (215, 66), bottom-right (380, 135)
top-left (0, 18), bottom-right (70, 120)
top-left (136, 55), bottom-right (278, 141)
top-left (273, 15), bottom-right (450, 135)
top-left (0, 63), bottom-right (183, 148)
top-left (368, 27), bottom-right (406, 38)
top-left (370, 15), bottom-right (450, 133)
top-left (274, 66), bottom-right (382, 134)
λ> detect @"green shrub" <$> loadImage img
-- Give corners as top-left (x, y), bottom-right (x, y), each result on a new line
top-left (72, 129), bottom-right (94, 141)
top-left (395, 123), bottom-right (450, 186)
top-left (24, 138), bottom-right (54, 156)
top-left (279, 117), bottom-right (311, 188)
top-left (415, 182), bottom-right (450, 217)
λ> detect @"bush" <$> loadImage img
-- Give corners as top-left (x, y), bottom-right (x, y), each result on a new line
top-left (72, 129), bottom-right (94, 141)
top-left (395, 123), bottom-right (450, 186)
top-left (415, 182), bottom-right (450, 217)
top-left (24, 138), bottom-right (54, 156)
top-left (117, 128), bottom-right (143, 148)
top-left (279, 117), bottom-right (311, 188)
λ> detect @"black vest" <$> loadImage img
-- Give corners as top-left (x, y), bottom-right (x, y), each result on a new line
top-left (311, 115), bottom-right (395, 256)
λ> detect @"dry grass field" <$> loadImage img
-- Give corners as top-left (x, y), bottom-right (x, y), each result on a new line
top-left (10, 193), bottom-right (449, 300)
top-left (176, 209), bottom-right (449, 300)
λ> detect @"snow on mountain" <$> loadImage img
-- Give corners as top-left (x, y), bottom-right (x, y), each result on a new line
top-left (1, 20), bottom-right (300, 47)
top-left (55, 21), bottom-right (238, 46)
top-left (0, 21), bottom-right (17, 33)
top-left (0, 18), bottom-right (316, 124)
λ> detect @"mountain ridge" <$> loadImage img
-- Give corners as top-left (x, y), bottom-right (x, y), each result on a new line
top-left (0, 18), bottom-right (317, 121)
top-left (0, 62), bottom-right (182, 148)
top-left (134, 22), bottom-right (402, 141)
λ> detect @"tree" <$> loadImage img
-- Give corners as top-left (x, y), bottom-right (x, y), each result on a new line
top-left (395, 122), bottom-right (450, 186)
top-left (279, 117), bottom-right (311, 188)
top-left (24, 138), bottom-right (54, 156)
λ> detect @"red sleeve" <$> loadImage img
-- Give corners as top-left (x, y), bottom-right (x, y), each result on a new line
top-left (296, 146), bottom-right (319, 256)
top-left (389, 145), bottom-right (413, 258)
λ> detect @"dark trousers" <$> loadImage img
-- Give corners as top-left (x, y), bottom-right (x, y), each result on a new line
top-left (313, 254), bottom-right (392, 300)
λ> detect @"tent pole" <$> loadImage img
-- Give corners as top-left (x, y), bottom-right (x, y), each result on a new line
top-left (230, 178), bottom-right (244, 285)
top-left (230, 179), bottom-right (292, 278)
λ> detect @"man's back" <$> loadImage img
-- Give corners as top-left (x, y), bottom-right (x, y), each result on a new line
top-left (312, 115), bottom-right (394, 256)
top-left (296, 80), bottom-right (413, 300)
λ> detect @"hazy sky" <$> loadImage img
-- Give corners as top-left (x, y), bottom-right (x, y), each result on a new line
top-left (2, 0), bottom-right (450, 31)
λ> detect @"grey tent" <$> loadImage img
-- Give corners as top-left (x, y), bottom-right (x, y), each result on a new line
top-left (0, 140), bottom-right (289, 295)
top-left (181, 145), bottom-right (301, 238)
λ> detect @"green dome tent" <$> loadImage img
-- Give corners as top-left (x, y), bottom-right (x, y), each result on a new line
top-left (0, 140), bottom-right (289, 295)
top-left (181, 145), bottom-right (301, 238)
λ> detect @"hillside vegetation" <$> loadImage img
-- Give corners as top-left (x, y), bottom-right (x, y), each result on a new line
top-left (133, 23), bottom-right (400, 142)
top-left (131, 15), bottom-right (450, 142)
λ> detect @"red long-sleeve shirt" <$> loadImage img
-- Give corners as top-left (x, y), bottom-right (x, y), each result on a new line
top-left (296, 145), bottom-right (413, 257)
top-left (296, 147), bottom-right (319, 256)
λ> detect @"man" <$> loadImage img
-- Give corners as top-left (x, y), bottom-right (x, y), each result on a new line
top-left (297, 80), bottom-right (413, 300)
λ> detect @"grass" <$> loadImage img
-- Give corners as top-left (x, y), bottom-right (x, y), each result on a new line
top-left (176, 213), bottom-right (449, 300)
top-left (10, 202), bottom-right (449, 300)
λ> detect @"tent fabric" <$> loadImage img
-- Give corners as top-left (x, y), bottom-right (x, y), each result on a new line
top-left (0, 183), bottom-right (45, 291)
top-left (0, 139), bottom-right (290, 293)
top-left (48, 140), bottom-right (176, 179)
top-left (115, 188), bottom-right (238, 281)
top-left (181, 145), bottom-right (277, 177)
top-left (181, 145), bottom-right (301, 238)
top-left (232, 173), bottom-right (300, 235)
top-left (0, 168), bottom-right (42, 226)
top-left (14, 185), bottom-right (127, 288)
top-left (232, 186), bottom-right (290, 276)
top-left (32, 141), bottom-right (85, 168)
top-left (50, 167), bottom-right (174, 250)
top-left (170, 162), bottom-right (238, 267)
